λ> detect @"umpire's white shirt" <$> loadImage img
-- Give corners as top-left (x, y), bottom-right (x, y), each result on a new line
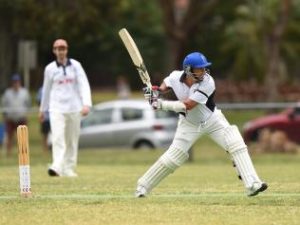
top-left (164, 70), bottom-right (216, 125)
top-left (40, 59), bottom-right (92, 113)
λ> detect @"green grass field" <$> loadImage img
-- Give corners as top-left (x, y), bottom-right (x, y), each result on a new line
top-left (1, 145), bottom-right (300, 225)
top-left (0, 93), bottom-right (299, 225)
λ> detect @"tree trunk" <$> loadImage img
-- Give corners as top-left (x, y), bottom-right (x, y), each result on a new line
top-left (159, 0), bottom-right (218, 71)
top-left (264, 0), bottom-right (291, 101)
top-left (0, 30), bottom-right (14, 92)
top-left (167, 35), bottom-right (187, 70)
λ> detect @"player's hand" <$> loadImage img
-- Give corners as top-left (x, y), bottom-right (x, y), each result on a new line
top-left (38, 112), bottom-right (44, 122)
top-left (81, 105), bottom-right (90, 116)
top-left (143, 86), bottom-right (160, 104)
top-left (151, 99), bottom-right (162, 110)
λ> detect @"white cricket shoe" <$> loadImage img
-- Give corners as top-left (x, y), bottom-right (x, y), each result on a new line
top-left (247, 182), bottom-right (268, 197)
top-left (135, 185), bottom-right (148, 198)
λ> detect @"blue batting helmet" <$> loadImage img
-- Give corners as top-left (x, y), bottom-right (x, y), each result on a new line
top-left (182, 52), bottom-right (212, 71)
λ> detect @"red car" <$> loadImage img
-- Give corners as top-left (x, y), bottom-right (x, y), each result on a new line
top-left (242, 106), bottom-right (300, 144)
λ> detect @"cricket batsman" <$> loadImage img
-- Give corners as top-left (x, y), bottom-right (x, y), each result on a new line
top-left (39, 39), bottom-right (92, 177)
top-left (135, 52), bottom-right (268, 197)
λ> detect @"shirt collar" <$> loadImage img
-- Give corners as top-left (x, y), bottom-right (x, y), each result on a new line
top-left (180, 71), bottom-right (186, 83)
top-left (56, 58), bottom-right (72, 67)
top-left (180, 72), bottom-right (208, 83)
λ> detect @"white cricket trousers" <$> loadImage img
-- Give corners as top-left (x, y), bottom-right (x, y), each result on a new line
top-left (49, 111), bottom-right (81, 174)
top-left (172, 109), bottom-right (261, 188)
top-left (136, 109), bottom-right (263, 195)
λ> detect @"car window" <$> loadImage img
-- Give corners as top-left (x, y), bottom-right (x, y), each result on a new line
top-left (155, 110), bottom-right (178, 119)
top-left (81, 108), bottom-right (113, 128)
top-left (121, 108), bottom-right (143, 121)
top-left (294, 107), bottom-right (300, 115)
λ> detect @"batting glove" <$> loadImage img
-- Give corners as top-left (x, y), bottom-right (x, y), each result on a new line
top-left (143, 87), bottom-right (152, 102)
top-left (151, 98), bottom-right (162, 110)
top-left (143, 86), bottom-right (160, 104)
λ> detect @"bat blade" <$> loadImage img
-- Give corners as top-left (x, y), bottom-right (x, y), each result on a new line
top-left (119, 28), bottom-right (152, 88)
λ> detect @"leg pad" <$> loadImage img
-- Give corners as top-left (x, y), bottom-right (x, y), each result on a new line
top-left (137, 147), bottom-right (189, 195)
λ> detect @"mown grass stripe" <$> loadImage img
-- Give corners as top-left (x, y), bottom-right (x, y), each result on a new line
top-left (1, 192), bottom-right (300, 200)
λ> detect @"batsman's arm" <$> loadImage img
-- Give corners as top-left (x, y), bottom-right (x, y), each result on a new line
top-left (159, 82), bottom-right (168, 92)
top-left (158, 82), bottom-right (178, 100)
top-left (155, 98), bottom-right (197, 113)
top-left (183, 99), bottom-right (198, 110)
top-left (158, 81), bottom-right (197, 110)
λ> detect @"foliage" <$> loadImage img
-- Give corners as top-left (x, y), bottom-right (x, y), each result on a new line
top-left (223, 0), bottom-right (299, 82)
top-left (0, 0), bottom-right (299, 91)
top-left (0, 0), bottom-right (164, 89)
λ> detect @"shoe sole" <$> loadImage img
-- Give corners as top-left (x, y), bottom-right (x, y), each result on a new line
top-left (135, 192), bottom-right (146, 198)
top-left (248, 183), bottom-right (268, 197)
top-left (136, 194), bottom-right (146, 198)
top-left (48, 169), bottom-right (59, 176)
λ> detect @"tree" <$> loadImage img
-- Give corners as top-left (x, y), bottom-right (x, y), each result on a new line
top-left (264, 0), bottom-right (292, 101)
top-left (224, 0), bottom-right (295, 101)
top-left (0, 0), bottom-right (21, 91)
top-left (0, 0), bottom-right (164, 89)
top-left (1, 0), bottom-right (298, 93)
top-left (158, 0), bottom-right (219, 70)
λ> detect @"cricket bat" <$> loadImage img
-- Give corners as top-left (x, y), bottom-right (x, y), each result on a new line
top-left (118, 28), bottom-right (152, 88)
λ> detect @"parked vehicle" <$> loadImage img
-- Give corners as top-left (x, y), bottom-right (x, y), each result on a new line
top-left (242, 106), bottom-right (300, 144)
top-left (79, 100), bottom-right (178, 149)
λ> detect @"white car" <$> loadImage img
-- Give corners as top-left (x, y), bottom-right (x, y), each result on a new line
top-left (79, 99), bottom-right (178, 149)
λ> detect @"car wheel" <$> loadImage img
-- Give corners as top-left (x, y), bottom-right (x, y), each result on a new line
top-left (133, 140), bottom-right (155, 150)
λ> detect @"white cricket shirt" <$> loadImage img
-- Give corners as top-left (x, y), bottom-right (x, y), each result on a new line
top-left (40, 58), bottom-right (92, 113)
top-left (164, 70), bottom-right (216, 125)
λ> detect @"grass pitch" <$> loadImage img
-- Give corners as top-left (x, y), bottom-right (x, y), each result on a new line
top-left (1, 142), bottom-right (300, 225)
top-left (0, 104), bottom-right (299, 225)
